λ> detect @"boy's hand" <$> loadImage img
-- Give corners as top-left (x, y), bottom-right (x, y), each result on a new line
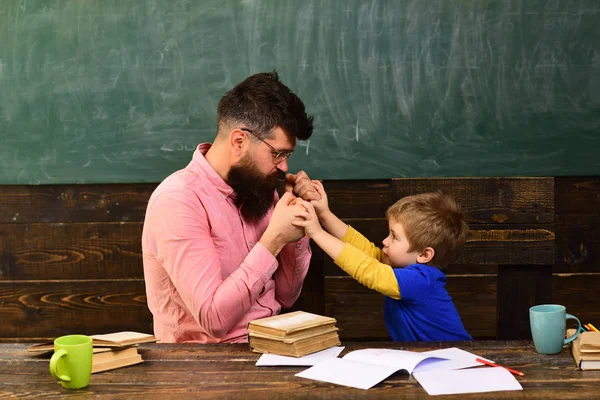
top-left (291, 199), bottom-right (323, 238)
top-left (309, 180), bottom-right (330, 218)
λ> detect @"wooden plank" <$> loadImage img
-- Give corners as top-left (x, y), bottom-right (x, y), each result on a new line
top-left (325, 275), bottom-right (497, 340)
top-left (462, 224), bottom-right (555, 265)
top-left (323, 219), bottom-right (554, 275)
top-left (0, 280), bottom-right (152, 340)
top-left (323, 180), bottom-right (395, 219)
top-left (447, 275), bottom-right (498, 339)
top-left (497, 265), bottom-right (553, 340)
top-left (392, 177), bottom-right (554, 224)
top-left (0, 223), bottom-right (143, 280)
top-left (325, 277), bottom-right (388, 340)
top-left (0, 184), bottom-right (156, 223)
top-left (555, 177), bottom-right (600, 273)
top-left (552, 273), bottom-right (600, 326)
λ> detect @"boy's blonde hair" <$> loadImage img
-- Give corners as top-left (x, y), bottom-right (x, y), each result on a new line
top-left (385, 192), bottom-right (469, 268)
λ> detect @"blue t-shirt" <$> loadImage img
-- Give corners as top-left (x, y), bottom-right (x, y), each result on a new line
top-left (384, 263), bottom-right (472, 342)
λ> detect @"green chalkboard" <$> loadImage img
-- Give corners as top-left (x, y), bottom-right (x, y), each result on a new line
top-left (1, 0), bottom-right (599, 184)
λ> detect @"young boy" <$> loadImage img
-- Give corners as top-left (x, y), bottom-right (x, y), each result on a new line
top-left (292, 182), bottom-right (472, 342)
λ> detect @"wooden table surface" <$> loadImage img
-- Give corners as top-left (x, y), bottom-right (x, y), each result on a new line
top-left (0, 341), bottom-right (596, 399)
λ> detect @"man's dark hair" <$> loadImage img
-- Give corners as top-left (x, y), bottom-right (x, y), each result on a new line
top-left (217, 71), bottom-right (314, 140)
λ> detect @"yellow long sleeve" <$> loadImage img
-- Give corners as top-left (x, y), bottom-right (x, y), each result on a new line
top-left (335, 226), bottom-right (400, 299)
top-left (340, 225), bottom-right (385, 261)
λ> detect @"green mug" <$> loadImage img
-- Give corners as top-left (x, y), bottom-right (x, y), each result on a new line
top-left (49, 335), bottom-right (93, 389)
top-left (529, 304), bottom-right (581, 355)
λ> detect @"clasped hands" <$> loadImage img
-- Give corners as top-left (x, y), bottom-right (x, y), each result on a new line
top-left (268, 171), bottom-right (324, 244)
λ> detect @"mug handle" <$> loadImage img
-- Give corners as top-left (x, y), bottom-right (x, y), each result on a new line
top-left (49, 349), bottom-right (71, 382)
top-left (564, 314), bottom-right (581, 345)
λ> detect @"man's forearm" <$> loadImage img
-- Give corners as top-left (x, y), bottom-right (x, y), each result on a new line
top-left (259, 230), bottom-right (287, 257)
top-left (274, 237), bottom-right (311, 308)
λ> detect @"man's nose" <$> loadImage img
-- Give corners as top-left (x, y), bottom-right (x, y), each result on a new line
top-left (276, 158), bottom-right (289, 172)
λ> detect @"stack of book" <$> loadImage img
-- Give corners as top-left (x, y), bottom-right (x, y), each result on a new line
top-left (28, 331), bottom-right (157, 373)
top-left (247, 311), bottom-right (341, 357)
top-left (568, 329), bottom-right (600, 370)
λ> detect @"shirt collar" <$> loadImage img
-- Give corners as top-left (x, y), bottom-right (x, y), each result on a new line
top-left (191, 143), bottom-right (235, 198)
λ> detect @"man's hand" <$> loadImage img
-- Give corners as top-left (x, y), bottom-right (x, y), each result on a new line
top-left (285, 171), bottom-right (321, 201)
top-left (260, 192), bottom-right (306, 256)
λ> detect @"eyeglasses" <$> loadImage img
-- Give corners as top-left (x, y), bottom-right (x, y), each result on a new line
top-left (241, 128), bottom-right (293, 163)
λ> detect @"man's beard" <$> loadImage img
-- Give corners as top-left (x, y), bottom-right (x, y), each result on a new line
top-left (227, 155), bottom-right (285, 222)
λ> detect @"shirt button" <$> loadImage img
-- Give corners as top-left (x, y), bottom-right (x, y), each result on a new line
top-left (296, 243), bottom-right (301, 249)
top-left (249, 241), bottom-right (254, 247)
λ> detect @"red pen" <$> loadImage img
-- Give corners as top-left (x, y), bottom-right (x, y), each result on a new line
top-left (476, 358), bottom-right (524, 377)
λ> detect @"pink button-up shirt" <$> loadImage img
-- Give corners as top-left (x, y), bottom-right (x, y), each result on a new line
top-left (142, 143), bottom-right (311, 343)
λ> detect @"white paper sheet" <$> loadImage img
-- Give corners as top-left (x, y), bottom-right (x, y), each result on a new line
top-left (295, 357), bottom-right (399, 390)
top-left (413, 367), bottom-right (523, 396)
top-left (255, 346), bottom-right (344, 366)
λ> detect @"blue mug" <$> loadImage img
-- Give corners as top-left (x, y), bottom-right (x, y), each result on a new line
top-left (529, 304), bottom-right (581, 354)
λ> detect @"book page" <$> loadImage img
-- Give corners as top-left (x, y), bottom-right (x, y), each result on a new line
top-left (413, 367), bottom-right (523, 396)
top-left (91, 331), bottom-right (155, 344)
top-left (254, 312), bottom-right (333, 330)
top-left (414, 347), bottom-right (492, 373)
top-left (91, 331), bottom-right (151, 342)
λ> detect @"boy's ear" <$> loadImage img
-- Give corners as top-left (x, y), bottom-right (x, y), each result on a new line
top-left (417, 247), bottom-right (435, 264)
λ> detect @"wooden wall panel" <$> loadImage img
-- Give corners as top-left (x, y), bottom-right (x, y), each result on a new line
top-left (555, 177), bottom-right (600, 273)
top-left (497, 265), bottom-right (553, 340)
top-left (392, 177), bottom-right (554, 224)
top-left (0, 280), bottom-right (151, 341)
top-left (552, 274), bottom-right (600, 326)
top-left (325, 277), bottom-right (388, 341)
top-left (324, 180), bottom-right (395, 219)
top-left (0, 184), bottom-right (156, 223)
top-left (0, 223), bottom-right (143, 280)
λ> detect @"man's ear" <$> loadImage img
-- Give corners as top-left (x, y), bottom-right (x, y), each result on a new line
top-left (417, 247), bottom-right (435, 264)
top-left (230, 129), bottom-right (246, 157)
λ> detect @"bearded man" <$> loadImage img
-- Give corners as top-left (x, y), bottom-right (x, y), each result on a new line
top-left (142, 72), bottom-right (318, 343)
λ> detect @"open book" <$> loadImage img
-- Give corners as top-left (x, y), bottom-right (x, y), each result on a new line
top-left (296, 347), bottom-right (487, 390)
top-left (90, 331), bottom-right (157, 348)
top-left (27, 331), bottom-right (157, 354)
